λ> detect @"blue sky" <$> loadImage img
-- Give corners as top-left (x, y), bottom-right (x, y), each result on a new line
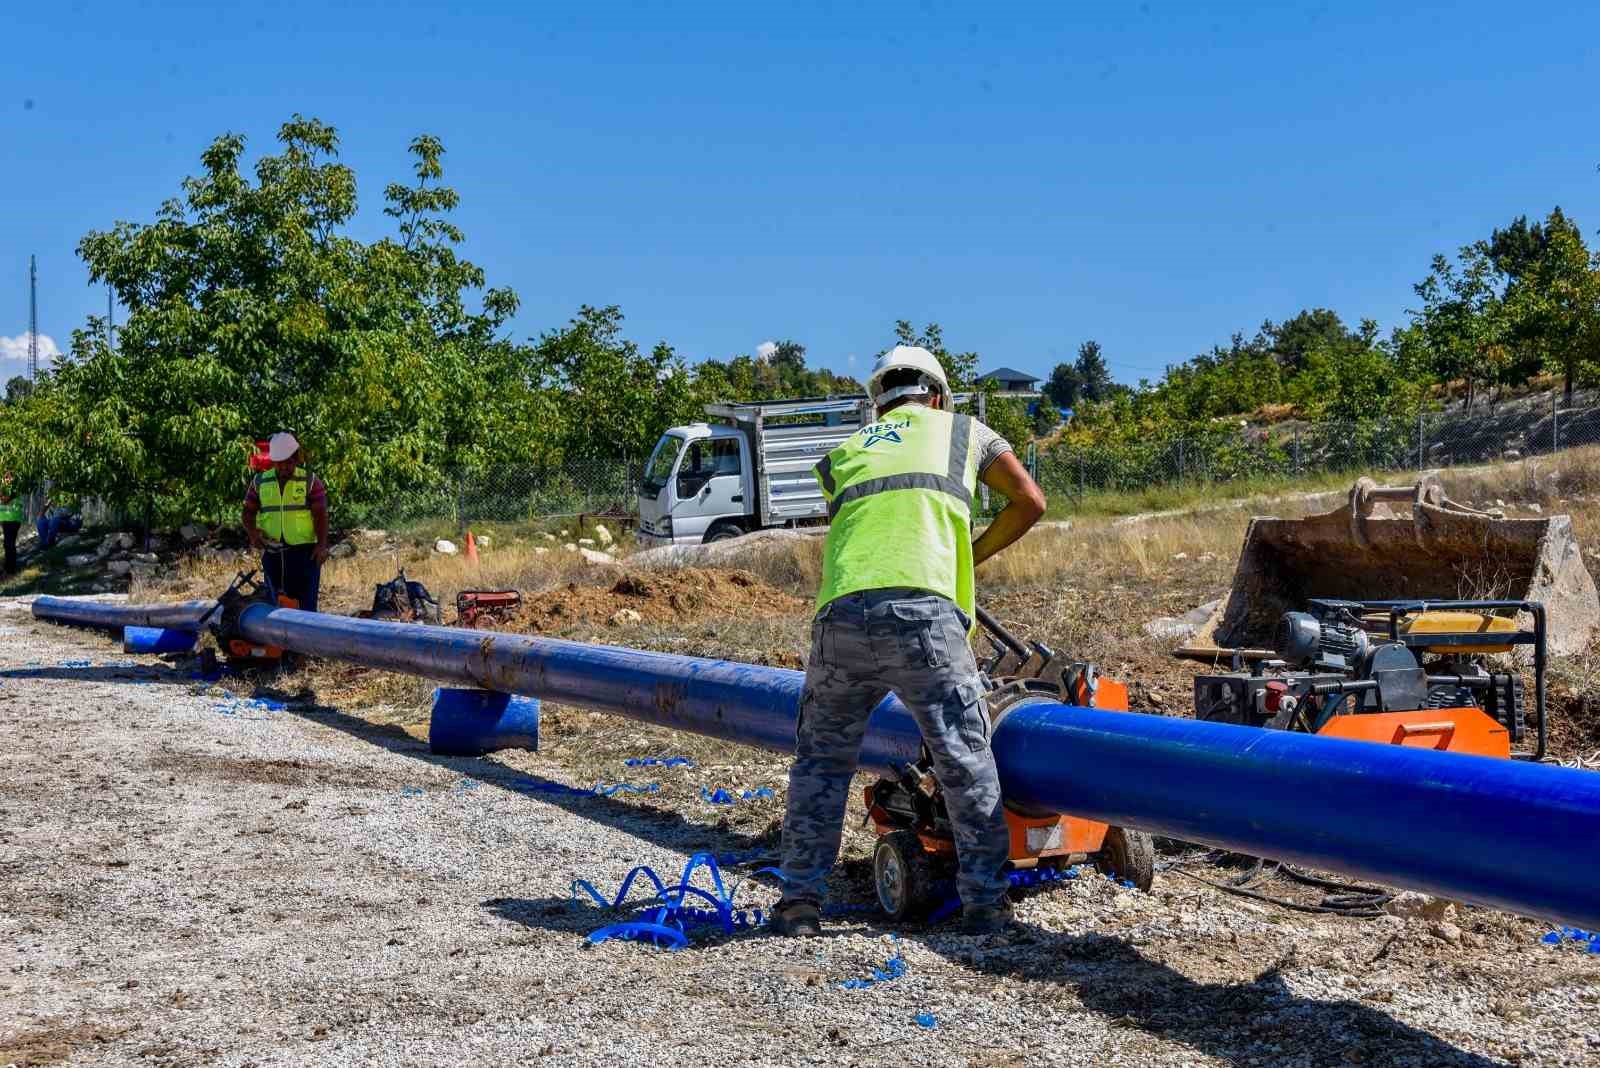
top-left (4, 2), bottom-right (1598, 387)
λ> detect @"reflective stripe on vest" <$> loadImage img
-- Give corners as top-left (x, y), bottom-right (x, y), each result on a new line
top-left (256, 467), bottom-right (317, 545)
top-left (813, 405), bottom-right (978, 620)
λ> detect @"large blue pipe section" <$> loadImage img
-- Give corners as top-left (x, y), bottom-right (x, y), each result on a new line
top-left (31, 597), bottom-right (1600, 927)
top-left (32, 597), bottom-right (217, 631)
top-left (990, 697), bottom-right (1600, 929)
top-left (232, 605), bottom-right (927, 775)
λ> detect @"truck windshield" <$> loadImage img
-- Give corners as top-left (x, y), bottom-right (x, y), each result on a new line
top-left (641, 433), bottom-right (685, 495)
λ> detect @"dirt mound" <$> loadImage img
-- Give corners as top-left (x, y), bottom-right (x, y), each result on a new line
top-left (511, 568), bottom-right (808, 631)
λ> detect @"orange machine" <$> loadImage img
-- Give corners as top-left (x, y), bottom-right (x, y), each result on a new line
top-left (862, 612), bottom-right (1153, 921)
top-left (1195, 598), bottom-right (1544, 761)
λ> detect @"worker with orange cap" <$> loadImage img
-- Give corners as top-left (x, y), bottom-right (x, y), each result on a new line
top-left (242, 432), bottom-right (330, 612)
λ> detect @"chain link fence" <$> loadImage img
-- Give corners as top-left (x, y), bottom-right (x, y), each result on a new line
top-left (343, 459), bottom-right (645, 533)
top-left (32, 390), bottom-right (1600, 536)
top-left (1032, 389), bottom-right (1600, 510)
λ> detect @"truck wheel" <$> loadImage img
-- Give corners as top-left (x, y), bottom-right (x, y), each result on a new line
top-left (704, 522), bottom-right (743, 544)
top-left (873, 830), bottom-right (941, 921)
top-left (1093, 826), bottom-right (1155, 891)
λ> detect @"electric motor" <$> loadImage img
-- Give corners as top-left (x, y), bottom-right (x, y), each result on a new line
top-left (1275, 611), bottom-right (1370, 670)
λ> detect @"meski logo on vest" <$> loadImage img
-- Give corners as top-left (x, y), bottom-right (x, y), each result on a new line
top-left (859, 418), bottom-right (911, 448)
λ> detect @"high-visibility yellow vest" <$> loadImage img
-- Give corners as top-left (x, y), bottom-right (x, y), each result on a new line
top-left (256, 467), bottom-right (317, 545)
top-left (813, 404), bottom-right (978, 620)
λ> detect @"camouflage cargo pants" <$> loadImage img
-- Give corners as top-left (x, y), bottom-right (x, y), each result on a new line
top-left (779, 588), bottom-right (1011, 908)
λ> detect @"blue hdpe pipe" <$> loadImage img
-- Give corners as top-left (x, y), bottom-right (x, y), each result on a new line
top-left (32, 597), bottom-right (216, 631)
top-left (30, 596), bottom-right (1600, 927)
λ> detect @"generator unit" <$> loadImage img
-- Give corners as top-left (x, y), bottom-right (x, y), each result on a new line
top-left (1195, 599), bottom-right (1546, 760)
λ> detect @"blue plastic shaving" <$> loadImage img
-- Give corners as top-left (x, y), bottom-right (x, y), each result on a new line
top-left (714, 850), bottom-right (777, 867)
top-left (625, 756), bottom-right (695, 768)
top-left (1540, 926), bottom-right (1600, 950)
top-left (914, 1012), bottom-right (938, 1029)
top-left (929, 864), bottom-right (1081, 924)
top-left (507, 777), bottom-right (659, 798)
top-left (839, 937), bottom-right (908, 989)
top-left (59, 659), bottom-right (92, 668)
top-left (213, 696), bottom-right (287, 720)
top-left (570, 852), bottom-right (783, 950)
top-left (400, 786), bottom-right (426, 797)
top-left (700, 786), bottom-right (775, 805)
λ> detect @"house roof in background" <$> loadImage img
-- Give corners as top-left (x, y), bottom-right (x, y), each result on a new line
top-left (977, 366), bottom-right (1039, 383)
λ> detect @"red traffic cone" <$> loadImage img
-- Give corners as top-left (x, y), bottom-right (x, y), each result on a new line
top-left (464, 529), bottom-right (480, 565)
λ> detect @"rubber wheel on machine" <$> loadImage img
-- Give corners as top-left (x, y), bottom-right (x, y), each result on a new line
top-left (703, 523), bottom-right (743, 544)
top-left (1093, 826), bottom-right (1156, 891)
top-left (873, 830), bottom-right (941, 921)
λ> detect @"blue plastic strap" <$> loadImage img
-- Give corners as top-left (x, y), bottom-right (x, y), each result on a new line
top-left (839, 937), bottom-right (908, 989)
top-left (625, 756), bottom-right (695, 768)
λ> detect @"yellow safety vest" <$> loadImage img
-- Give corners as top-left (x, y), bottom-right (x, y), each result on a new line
top-left (0, 495), bottom-right (21, 524)
top-left (813, 404), bottom-right (978, 621)
top-left (256, 467), bottom-right (317, 545)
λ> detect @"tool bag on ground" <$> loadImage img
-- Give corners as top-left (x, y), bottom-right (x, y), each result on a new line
top-left (364, 569), bottom-right (442, 624)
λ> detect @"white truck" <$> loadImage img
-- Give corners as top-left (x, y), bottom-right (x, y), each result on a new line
top-left (636, 393), bottom-right (991, 548)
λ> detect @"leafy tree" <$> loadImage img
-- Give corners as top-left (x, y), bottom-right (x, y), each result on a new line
top-left (1262, 309), bottom-right (1353, 373)
top-left (1030, 401), bottom-right (1061, 436)
top-left (1494, 209), bottom-right (1599, 402)
top-left (1412, 246), bottom-right (1505, 410)
top-left (27, 115), bottom-right (544, 523)
top-left (1073, 340), bottom-right (1113, 403)
top-left (3, 377), bottom-right (31, 405)
top-left (893, 321), bottom-right (979, 389)
top-left (533, 305), bottom-right (701, 461)
top-left (1044, 361), bottom-right (1081, 408)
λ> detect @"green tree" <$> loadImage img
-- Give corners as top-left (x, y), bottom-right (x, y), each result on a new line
top-left (37, 116), bottom-right (544, 523)
top-left (1044, 361), bottom-right (1081, 408)
top-left (1495, 208), bottom-right (1599, 402)
top-left (1073, 340), bottom-right (1113, 403)
top-left (533, 305), bottom-right (701, 462)
top-left (3, 377), bottom-right (31, 405)
top-left (893, 321), bottom-right (979, 389)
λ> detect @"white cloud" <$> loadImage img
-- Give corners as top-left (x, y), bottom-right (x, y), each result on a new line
top-left (0, 333), bottom-right (62, 379)
top-left (754, 340), bottom-right (778, 363)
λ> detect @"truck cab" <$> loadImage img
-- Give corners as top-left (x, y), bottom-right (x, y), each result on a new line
top-left (637, 423), bottom-right (753, 548)
top-left (637, 393), bottom-right (995, 549)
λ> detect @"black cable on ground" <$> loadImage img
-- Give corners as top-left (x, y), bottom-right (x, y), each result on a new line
top-left (1166, 853), bottom-right (1395, 918)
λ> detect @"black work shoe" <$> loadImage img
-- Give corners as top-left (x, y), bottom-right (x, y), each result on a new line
top-left (771, 898), bottom-right (823, 937)
top-left (960, 901), bottom-right (1015, 935)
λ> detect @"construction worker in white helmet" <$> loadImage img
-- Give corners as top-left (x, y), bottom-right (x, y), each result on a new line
top-left (242, 431), bottom-right (331, 612)
top-left (772, 345), bottom-right (1047, 937)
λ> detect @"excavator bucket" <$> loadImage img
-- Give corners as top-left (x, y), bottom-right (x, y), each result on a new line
top-left (1182, 476), bottom-right (1600, 659)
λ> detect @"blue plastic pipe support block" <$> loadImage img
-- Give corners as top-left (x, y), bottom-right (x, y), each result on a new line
top-left (123, 626), bottom-right (199, 655)
top-left (429, 687), bottom-right (540, 757)
top-left (33, 596), bottom-right (218, 631)
top-left (36, 598), bottom-right (1600, 927)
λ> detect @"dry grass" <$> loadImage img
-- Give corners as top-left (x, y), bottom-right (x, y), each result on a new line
top-left (132, 450), bottom-right (1600, 758)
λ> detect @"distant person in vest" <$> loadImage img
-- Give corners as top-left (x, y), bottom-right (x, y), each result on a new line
top-left (771, 346), bottom-right (1047, 938)
top-left (242, 432), bottom-right (330, 612)
top-left (0, 472), bottom-right (24, 577)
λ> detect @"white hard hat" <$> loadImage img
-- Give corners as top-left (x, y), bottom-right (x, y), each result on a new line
top-left (267, 431), bottom-right (300, 462)
top-left (867, 345), bottom-right (950, 406)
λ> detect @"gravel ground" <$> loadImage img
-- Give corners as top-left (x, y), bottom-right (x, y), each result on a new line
top-left (3, 598), bottom-right (1599, 1068)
